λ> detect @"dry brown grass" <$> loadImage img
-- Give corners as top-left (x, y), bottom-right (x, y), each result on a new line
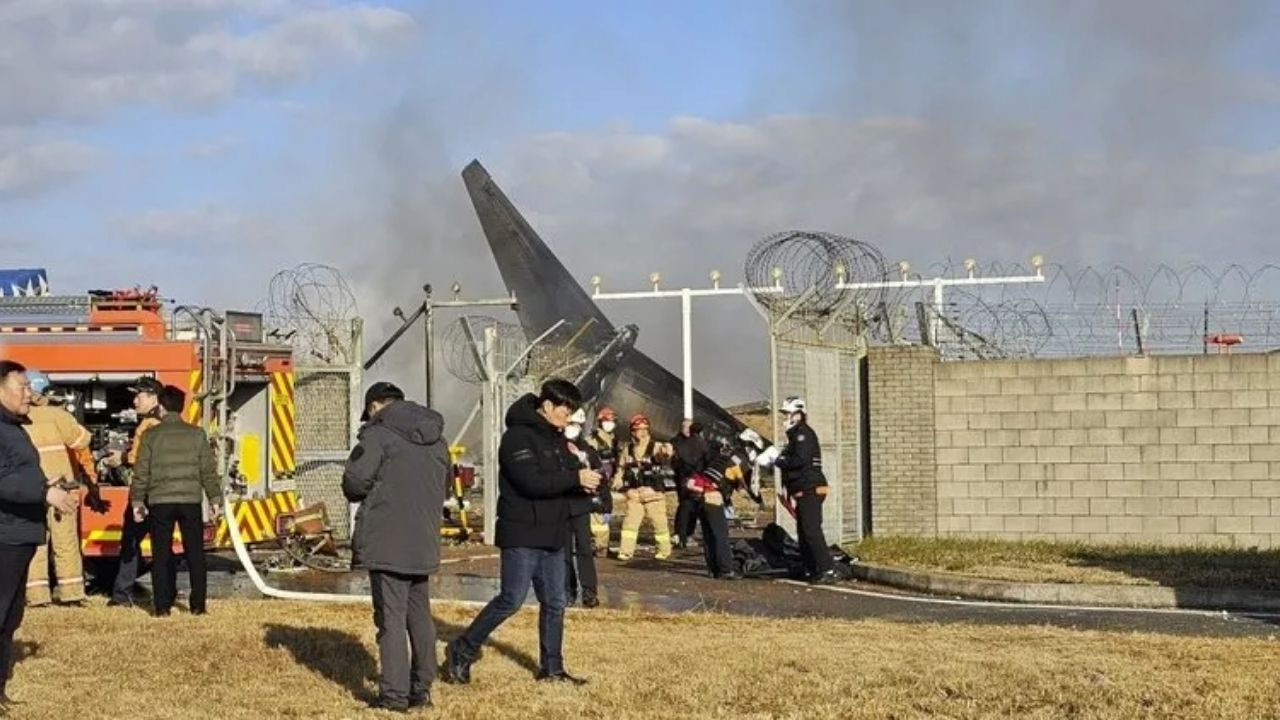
top-left (851, 536), bottom-right (1280, 589)
top-left (9, 598), bottom-right (1280, 719)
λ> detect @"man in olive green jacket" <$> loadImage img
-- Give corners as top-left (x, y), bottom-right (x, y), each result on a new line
top-left (129, 386), bottom-right (222, 617)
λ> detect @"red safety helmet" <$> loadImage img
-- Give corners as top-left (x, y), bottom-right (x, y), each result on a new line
top-left (629, 413), bottom-right (651, 430)
top-left (596, 406), bottom-right (617, 422)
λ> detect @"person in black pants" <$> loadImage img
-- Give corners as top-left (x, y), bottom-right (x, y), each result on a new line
top-left (670, 419), bottom-right (709, 549)
top-left (443, 380), bottom-right (601, 686)
top-left (343, 381), bottom-right (448, 712)
top-left (765, 397), bottom-right (837, 584)
top-left (109, 377), bottom-right (165, 607)
top-left (563, 410), bottom-right (601, 607)
top-left (0, 360), bottom-right (79, 708)
top-left (695, 443), bottom-right (747, 580)
top-left (130, 386), bottom-right (223, 616)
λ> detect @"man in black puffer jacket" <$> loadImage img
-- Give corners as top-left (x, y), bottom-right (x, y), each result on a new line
top-left (343, 382), bottom-right (449, 712)
top-left (443, 379), bottom-right (600, 687)
top-left (0, 360), bottom-right (78, 708)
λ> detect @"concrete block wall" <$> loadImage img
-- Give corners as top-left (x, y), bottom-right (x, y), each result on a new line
top-left (868, 346), bottom-right (939, 535)
top-left (931, 353), bottom-right (1280, 548)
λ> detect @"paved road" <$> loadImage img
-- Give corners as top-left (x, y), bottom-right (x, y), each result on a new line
top-left (169, 550), bottom-right (1280, 638)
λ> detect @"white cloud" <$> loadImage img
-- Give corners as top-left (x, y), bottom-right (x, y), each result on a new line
top-left (112, 205), bottom-right (251, 243)
top-left (0, 1), bottom-right (418, 127)
top-left (0, 138), bottom-right (102, 198)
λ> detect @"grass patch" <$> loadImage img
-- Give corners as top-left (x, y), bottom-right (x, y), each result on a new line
top-left (848, 536), bottom-right (1280, 589)
top-left (8, 598), bottom-right (1280, 719)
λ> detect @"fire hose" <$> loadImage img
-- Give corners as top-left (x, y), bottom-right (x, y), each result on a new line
top-left (222, 498), bottom-right (487, 606)
top-left (223, 497), bottom-right (372, 604)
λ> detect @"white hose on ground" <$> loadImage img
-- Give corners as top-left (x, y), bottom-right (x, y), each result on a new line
top-left (222, 498), bottom-right (489, 607)
top-left (223, 497), bottom-right (372, 603)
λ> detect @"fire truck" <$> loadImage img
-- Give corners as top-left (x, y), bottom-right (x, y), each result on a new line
top-left (0, 270), bottom-right (301, 565)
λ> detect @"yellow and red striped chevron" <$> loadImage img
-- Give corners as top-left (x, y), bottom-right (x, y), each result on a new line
top-left (269, 372), bottom-right (296, 477)
top-left (213, 490), bottom-right (301, 547)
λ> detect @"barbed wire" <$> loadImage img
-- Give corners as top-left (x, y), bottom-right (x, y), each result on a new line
top-left (896, 261), bottom-right (1280, 358)
top-left (744, 231), bottom-right (887, 319)
top-left (259, 263), bottom-right (359, 365)
top-left (441, 315), bottom-right (528, 384)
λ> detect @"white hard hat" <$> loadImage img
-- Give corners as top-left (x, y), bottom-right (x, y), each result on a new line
top-left (780, 397), bottom-right (806, 415)
top-left (738, 428), bottom-right (764, 448)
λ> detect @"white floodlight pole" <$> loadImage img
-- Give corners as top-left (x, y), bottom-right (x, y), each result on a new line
top-left (589, 272), bottom-right (783, 419)
top-left (836, 256), bottom-right (1046, 345)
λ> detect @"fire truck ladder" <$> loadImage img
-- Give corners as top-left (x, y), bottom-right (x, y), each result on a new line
top-left (172, 307), bottom-right (239, 483)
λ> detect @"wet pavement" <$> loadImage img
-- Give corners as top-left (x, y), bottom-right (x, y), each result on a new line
top-left (163, 546), bottom-right (1280, 639)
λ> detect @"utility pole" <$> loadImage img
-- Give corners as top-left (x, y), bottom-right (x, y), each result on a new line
top-left (364, 283), bottom-right (517, 408)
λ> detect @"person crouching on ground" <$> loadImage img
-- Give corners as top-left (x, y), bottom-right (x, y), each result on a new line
top-left (442, 379), bottom-right (600, 686)
top-left (343, 381), bottom-right (448, 712)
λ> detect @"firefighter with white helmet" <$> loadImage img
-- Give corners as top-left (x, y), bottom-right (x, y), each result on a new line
top-left (759, 396), bottom-right (838, 584)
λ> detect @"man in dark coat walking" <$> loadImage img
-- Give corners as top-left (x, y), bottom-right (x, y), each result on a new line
top-left (442, 379), bottom-right (600, 686)
top-left (343, 382), bottom-right (449, 712)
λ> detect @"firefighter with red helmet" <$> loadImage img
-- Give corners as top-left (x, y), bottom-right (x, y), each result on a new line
top-left (584, 407), bottom-right (619, 557)
top-left (613, 414), bottom-right (672, 561)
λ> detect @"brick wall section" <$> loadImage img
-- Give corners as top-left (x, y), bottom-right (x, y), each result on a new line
top-left (932, 353), bottom-right (1280, 549)
top-left (868, 345), bottom-right (939, 535)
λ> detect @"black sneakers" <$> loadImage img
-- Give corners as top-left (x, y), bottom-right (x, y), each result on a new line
top-left (535, 670), bottom-right (588, 686)
top-left (440, 642), bottom-right (473, 685)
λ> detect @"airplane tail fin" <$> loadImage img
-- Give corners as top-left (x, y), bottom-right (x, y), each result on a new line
top-left (462, 160), bottom-right (615, 352)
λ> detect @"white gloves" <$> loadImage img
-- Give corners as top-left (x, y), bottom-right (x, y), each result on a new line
top-left (756, 446), bottom-right (781, 467)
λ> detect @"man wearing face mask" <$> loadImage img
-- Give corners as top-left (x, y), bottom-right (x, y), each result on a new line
top-left (443, 379), bottom-right (600, 686)
top-left (761, 397), bottom-right (837, 585)
top-left (562, 410), bottom-right (602, 608)
top-left (585, 408), bottom-right (618, 558)
top-left (613, 414), bottom-right (672, 561)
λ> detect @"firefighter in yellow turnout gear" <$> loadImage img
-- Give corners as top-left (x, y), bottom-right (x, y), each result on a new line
top-left (23, 372), bottom-right (94, 606)
top-left (584, 407), bottom-right (619, 557)
top-left (613, 414), bottom-right (673, 561)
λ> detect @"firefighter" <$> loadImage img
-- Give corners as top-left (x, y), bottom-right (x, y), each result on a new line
top-left (109, 376), bottom-right (165, 607)
top-left (759, 397), bottom-right (838, 584)
top-left (584, 407), bottom-right (619, 557)
top-left (22, 371), bottom-right (98, 607)
top-left (671, 419), bottom-right (709, 549)
top-left (613, 414), bottom-right (672, 561)
top-left (563, 410), bottom-right (601, 608)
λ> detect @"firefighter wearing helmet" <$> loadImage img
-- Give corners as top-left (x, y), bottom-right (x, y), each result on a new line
top-left (22, 370), bottom-right (97, 606)
top-left (584, 407), bottom-right (620, 557)
top-left (612, 413), bottom-right (672, 561)
top-left (760, 397), bottom-right (838, 584)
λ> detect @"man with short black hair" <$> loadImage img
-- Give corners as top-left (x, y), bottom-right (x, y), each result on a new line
top-left (671, 419), bottom-right (709, 549)
top-left (110, 376), bottom-right (165, 607)
top-left (131, 384), bottom-right (223, 616)
top-left (343, 381), bottom-right (448, 713)
top-left (443, 379), bottom-right (600, 686)
top-left (0, 360), bottom-right (79, 707)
